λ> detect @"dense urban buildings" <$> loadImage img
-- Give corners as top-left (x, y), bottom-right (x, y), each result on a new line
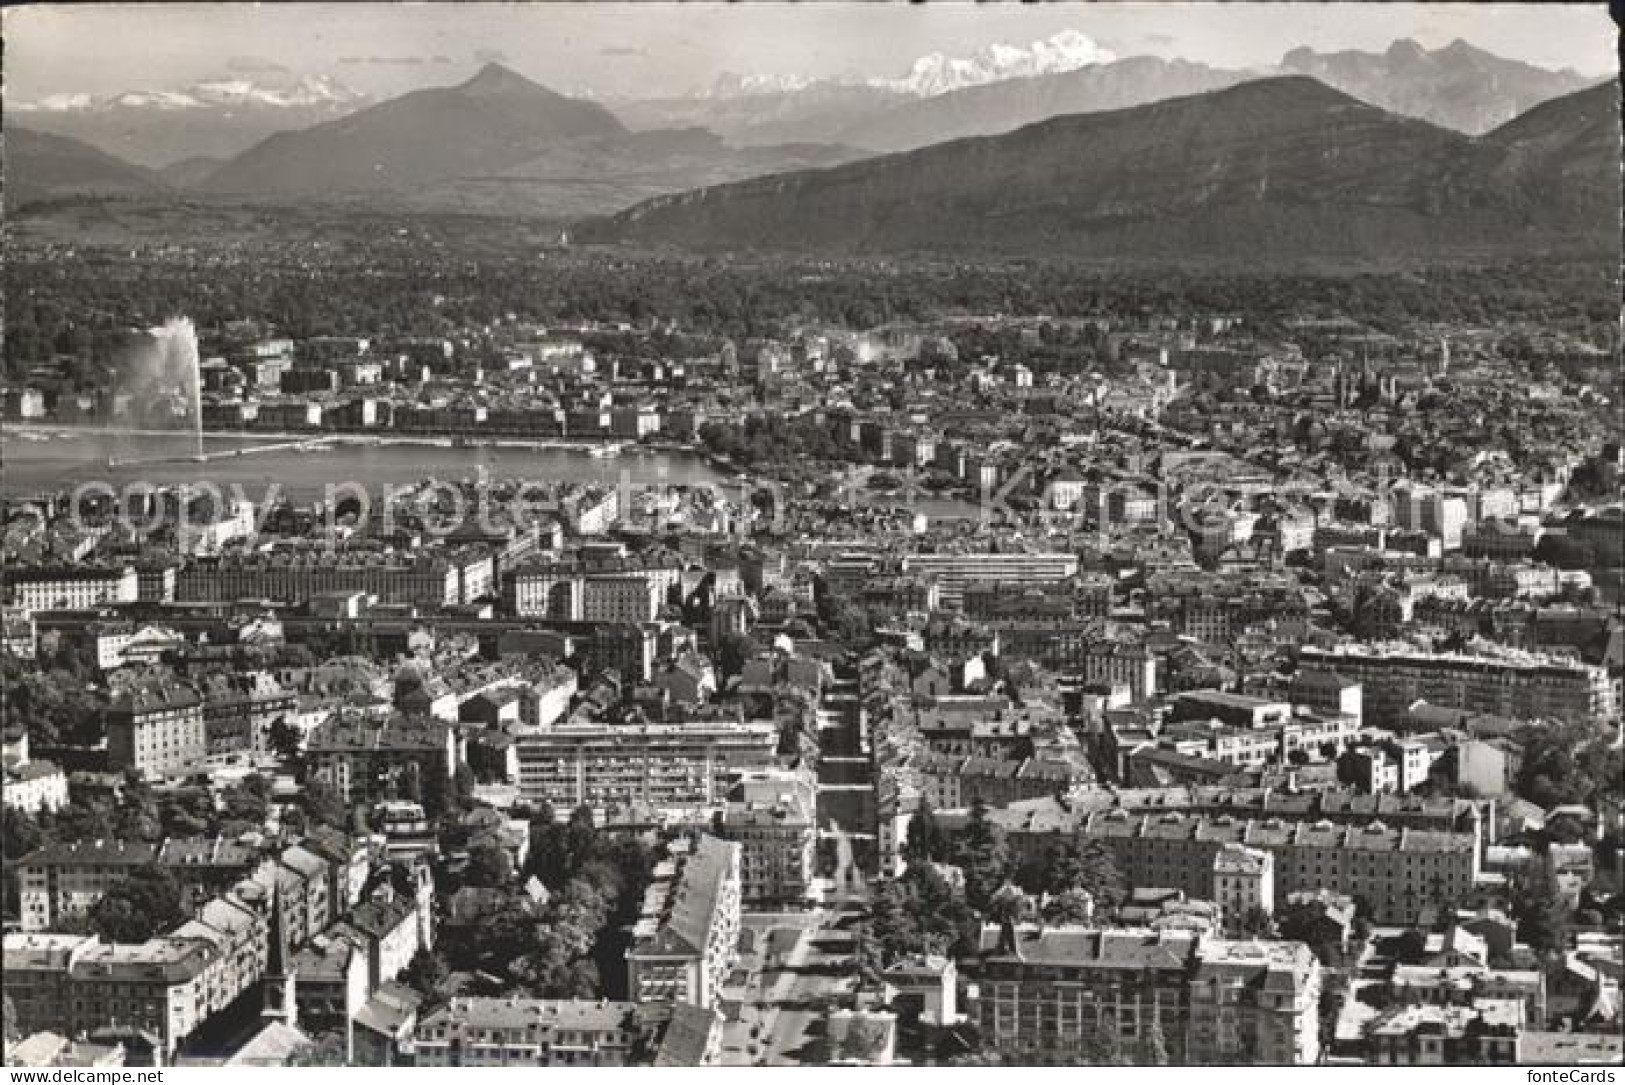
top-left (1, 2), bottom-right (1621, 1071)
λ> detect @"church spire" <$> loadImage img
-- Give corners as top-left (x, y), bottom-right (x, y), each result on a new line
top-left (260, 884), bottom-right (298, 1028)
top-left (267, 884), bottom-right (290, 977)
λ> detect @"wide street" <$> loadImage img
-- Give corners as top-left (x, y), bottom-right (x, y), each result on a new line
top-left (719, 905), bottom-right (867, 1065)
top-left (716, 664), bottom-right (875, 1064)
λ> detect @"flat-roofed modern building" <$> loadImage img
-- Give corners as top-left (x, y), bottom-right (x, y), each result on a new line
top-left (515, 719), bottom-right (776, 814)
top-left (900, 552), bottom-right (1080, 609)
top-left (3, 566), bottom-right (138, 616)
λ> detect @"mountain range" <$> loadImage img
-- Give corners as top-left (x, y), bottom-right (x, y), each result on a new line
top-left (374, 128), bottom-right (866, 221)
top-left (867, 28), bottom-right (1120, 97)
top-left (8, 36), bottom-right (1602, 169)
top-left (7, 66), bottom-right (865, 219)
top-left (9, 57), bottom-right (1618, 268)
top-left (581, 78), bottom-right (1620, 265)
top-left (611, 55), bottom-right (1248, 152)
top-left (830, 55), bottom-right (1250, 152)
top-left (615, 37), bottom-right (1599, 152)
top-left (198, 63), bottom-right (628, 196)
top-left (4, 127), bottom-right (164, 208)
top-left (17, 74), bottom-right (367, 113)
top-left (1280, 38), bottom-right (1596, 135)
top-left (9, 76), bottom-right (371, 167)
top-left (191, 65), bottom-right (864, 215)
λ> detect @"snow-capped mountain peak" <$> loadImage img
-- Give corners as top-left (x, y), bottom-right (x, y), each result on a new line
top-left (677, 28), bottom-right (1117, 102)
top-left (107, 90), bottom-right (205, 111)
top-left (703, 71), bottom-right (826, 99)
top-left (11, 75), bottom-right (369, 113)
top-left (873, 29), bottom-right (1118, 96)
top-left (190, 75), bottom-right (368, 109)
top-left (14, 92), bottom-right (96, 113)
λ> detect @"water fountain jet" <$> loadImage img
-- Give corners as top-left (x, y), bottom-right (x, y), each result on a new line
top-left (105, 317), bottom-right (204, 467)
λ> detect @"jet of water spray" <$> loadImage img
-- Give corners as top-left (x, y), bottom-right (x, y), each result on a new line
top-left (122, 317), bottom-right (203, 460)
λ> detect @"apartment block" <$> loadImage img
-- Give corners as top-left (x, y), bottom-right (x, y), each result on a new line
top-left (515, 719), bottom-right (777, 813)
top-left (305, 715), bottom-right (459, 811)
top-left (965, 925), bottom-right (1198, 1062)
top-left (177, 551), bottom-right (461, 607)
top-left (4, 566), bottom-right (138, 615)
top-left (716, 769), bottom-right (818, 906)
top-left (17, 840), bottom-right (158, 931)
top-left (1186, 939), bottom-right (1321, 1064)
top-left (3, 895), bottom-right (269, 1058)
top-left (965, 807), bottom-right (1478, 925)
top-left (106, 681), bottom-right (207, 779)
top-left (627, 836), bottom-right (742, 1010)
top-left (900, 552), bottom-right (1080, 609)
top-left (1213, 844), bottom-right (1275, 924)
top-left (963, 925), bottom-right (1322, 1064)
top-left (413, 998), bottom-right (639, 1067)
top-left (1299, 645), bottom-right (1618, 727)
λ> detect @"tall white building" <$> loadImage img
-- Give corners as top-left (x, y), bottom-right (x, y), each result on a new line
top-left (1213, 843), bottom-right (1275, 926)
top-left (4, 566), bottom-right (138, 615)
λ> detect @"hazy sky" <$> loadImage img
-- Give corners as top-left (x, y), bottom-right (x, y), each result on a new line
top-left (4, 2), bottom-right (1615, 102)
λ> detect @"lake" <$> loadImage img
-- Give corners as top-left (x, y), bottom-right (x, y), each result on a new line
top-left (1, 429), bottom-right (728, 504)
top-left (2, 428), bottom-right (986, 520)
